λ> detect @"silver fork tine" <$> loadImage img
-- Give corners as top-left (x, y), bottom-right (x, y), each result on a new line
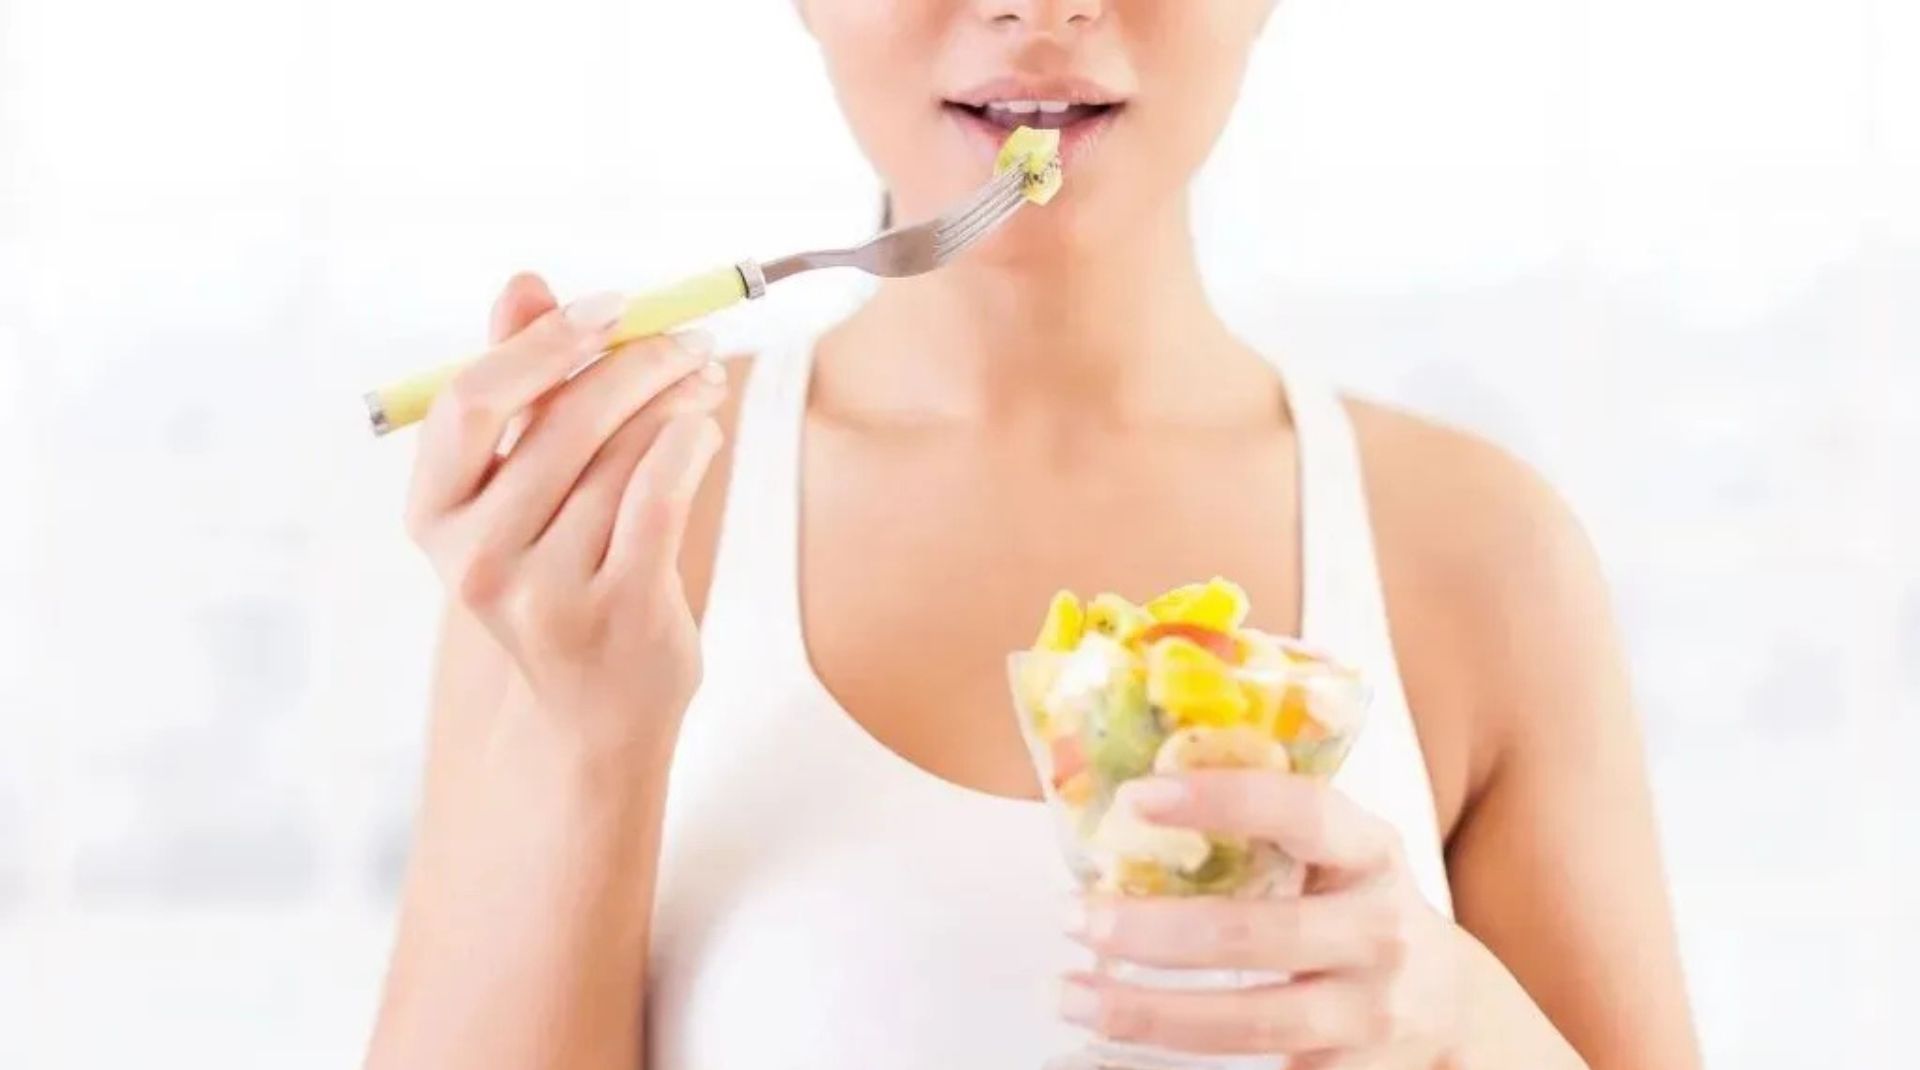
top-left (933, 172), bottom-right (1025, 243)
top-left (757, 159), bottom-right (1045, 286)
top-left (934, 187), bottom-right (1026, 259)
top-left (936, 178), bottom-right (1026, 242)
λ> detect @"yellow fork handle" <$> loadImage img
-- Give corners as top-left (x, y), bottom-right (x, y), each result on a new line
top-left (363, 263), bottom-right (753, 436)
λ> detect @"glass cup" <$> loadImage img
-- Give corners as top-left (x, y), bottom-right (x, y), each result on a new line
top-left (1009, 642), bottom-right (1370, 1070)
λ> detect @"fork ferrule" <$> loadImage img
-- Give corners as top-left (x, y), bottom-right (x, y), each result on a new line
top-left (737, 259), bottom-right (768, 300)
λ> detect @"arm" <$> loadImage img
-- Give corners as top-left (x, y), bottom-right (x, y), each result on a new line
top-left (364, 275), bottom-right (735, 1070)
top-left (1435, 440), bottom-right (1699, 1069)
top-left (365, 610), bottom-right (678, 1070)
top-left (1061, 413), bottom-right (1699, 1069)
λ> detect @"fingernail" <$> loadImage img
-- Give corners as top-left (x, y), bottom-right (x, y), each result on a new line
top-left (1123, 777), bottom-right (1188, 815)
top-left (675, 329), bottom-right (715, 357)
top-left (698, 360), bottom-right (727, 385)
top-left (563, 290), bottom-right (625, 331)
top-left (1058, 979), bottom-right (1099, 1026)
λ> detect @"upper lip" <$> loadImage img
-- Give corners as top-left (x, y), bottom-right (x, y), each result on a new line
top-left (945, 76), bottom-right (1128, 108)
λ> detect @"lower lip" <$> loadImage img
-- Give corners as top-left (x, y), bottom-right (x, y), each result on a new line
top-left (943, 104), bottom-right (1122, 176)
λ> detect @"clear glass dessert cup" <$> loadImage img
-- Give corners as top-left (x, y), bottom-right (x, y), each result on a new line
top-left (1009, 647), bottom-right (1371, 1070)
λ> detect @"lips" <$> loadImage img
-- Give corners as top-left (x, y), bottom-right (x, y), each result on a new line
top-left (950, 100), bottom-right (1119, 132)
top-left (942, 92), bottom-right (1125, 175)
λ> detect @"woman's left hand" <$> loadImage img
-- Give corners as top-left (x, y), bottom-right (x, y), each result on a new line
top-left (1061, 770), bottom-right (1478, 1069)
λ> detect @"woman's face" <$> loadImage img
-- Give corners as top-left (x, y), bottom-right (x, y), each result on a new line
top-left (800, 0), bottom-right (1276, 250)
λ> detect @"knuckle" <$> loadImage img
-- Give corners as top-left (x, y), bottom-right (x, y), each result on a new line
top-left (636, 486), bottom-right (693, 535)
top-left (1359, 990), bottom-right (1401, 1046)
top-left (1094, 991), bottom-right (1152, 1042)
top-left (452, 543), bottom-right (512, 610)
top-left (438, 377), bottom-right (499, 435)
top-left (1294, 993), bottom-right (1343, 1049)
top-left (1374, 918), bottom-right (1420, 968)
top-left (1294, 784), bottom-right (1335, 845)
top-left (508, 581), bottom-right (595, 646)
top-left (1241, 1013), bottom-right (1291, 1054)
top-left (1373, 911), bottom-right (1413, 971)
top-left (1209, 908), bottom-right (1259, 962)
top-left (1265, 901), bottom-right (1307, 960)
top-left (522, 309), bottom-right (596, 362)
top-left (534, 306), bottom-right (590, 347)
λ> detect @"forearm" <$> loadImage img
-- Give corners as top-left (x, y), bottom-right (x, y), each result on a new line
top-left (367, 709), bottom-right (674, 1070)
top-left (1446, 932), bottom-right (1589, 1070)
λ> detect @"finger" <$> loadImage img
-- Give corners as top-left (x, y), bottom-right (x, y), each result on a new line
top-left (490, 271), bottom-right (557, 343)
top-left (467, 331), bottom-right (716, 551)
top-left (535, 364), bottom-right (728, 572)
top-left (1060, 972), bottom-right (1382, 1055)
top-left (1069, 890), bottom-right (1390, 974)
top-left (601, 412), bottom-right (723, 585)
top-left (1116, 771), bottom-right (1398, 887)
top-left (407, 274), bottom-right (557, 527)
top-left (488, 274), bottom-right (562, 455)
top-left (412, 289), bottom-right (626, 515)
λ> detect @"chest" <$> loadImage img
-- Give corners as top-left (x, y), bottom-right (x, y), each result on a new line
top-left (796, 418), bottom-right (1304, 799)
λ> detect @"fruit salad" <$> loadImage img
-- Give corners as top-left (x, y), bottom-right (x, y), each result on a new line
top-left (1008, 578), bottom-right (1368, 898)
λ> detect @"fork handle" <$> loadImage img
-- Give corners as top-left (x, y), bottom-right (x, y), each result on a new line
top-left (364, 262), bottom-right (765, 436)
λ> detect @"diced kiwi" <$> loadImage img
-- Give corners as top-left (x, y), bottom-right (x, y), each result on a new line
top-left (1180, 840), bottom-right (1253, 893)
top-left (1083, 674), bottom-right (1165, 786)
top-left (1087, 592), bottom-right (1150, 643)
top-left (995, 126), bottom-right (1064, 205)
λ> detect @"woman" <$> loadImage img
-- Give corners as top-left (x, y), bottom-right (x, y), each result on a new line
top-left (365, 2), bottom-right (1698, 1068)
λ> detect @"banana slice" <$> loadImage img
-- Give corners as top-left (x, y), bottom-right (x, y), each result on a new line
top-left (1153, 725), bottom-right (1292, 775)
top-left (1088, 799), bottom-right (1212, 874)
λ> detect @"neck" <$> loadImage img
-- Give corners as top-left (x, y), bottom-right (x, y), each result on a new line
top-left (818, 199), bottom-right (1270, 423)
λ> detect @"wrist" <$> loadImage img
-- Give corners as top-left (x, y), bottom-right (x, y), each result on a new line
top-left (484, 680), bottom-right (686, 802)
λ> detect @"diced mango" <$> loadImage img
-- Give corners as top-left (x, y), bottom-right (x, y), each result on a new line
top-left (1056, 770), bottom-right (1096, 808)
top-left (1145, 576), bottom-right (1250, 632)
top-left (1146, 637), bottom-right (1250, 728)
top-left (1141, 621), bottom-right (1240, 662)
top-left (1049, 733), bottom-right (1088, 786)
top-left (1033, 590), bottom-right (1085, 652)
top-left (1271, 686), bottom-right (1329, 744)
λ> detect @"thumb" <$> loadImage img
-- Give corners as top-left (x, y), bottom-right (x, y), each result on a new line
top-left (489, 271), bottom-right (559, 344)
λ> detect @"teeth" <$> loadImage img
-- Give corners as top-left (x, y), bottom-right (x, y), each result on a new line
top-left (1037, 101), bottom-right (1071, 114)
top-left (990, 100), bottom-right (1042, 115)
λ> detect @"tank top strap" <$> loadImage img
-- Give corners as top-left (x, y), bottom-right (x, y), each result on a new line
top-left (1279, 356), bottom-right (1454, 914)
top-left (696, 339), bottom-right (815, 660)
top-left (1280, 357), bottom-right (1391, 666)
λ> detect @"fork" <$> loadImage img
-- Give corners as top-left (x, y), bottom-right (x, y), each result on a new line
top-left (363, 167), bottom-right (1031, 436)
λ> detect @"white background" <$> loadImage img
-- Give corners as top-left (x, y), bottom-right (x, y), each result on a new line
top-left (1, 0), bottom-right (1916, 1066)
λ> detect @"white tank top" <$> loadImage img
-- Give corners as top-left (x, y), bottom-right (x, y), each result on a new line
top-left (645, 335), bottom-right (1453, 1070)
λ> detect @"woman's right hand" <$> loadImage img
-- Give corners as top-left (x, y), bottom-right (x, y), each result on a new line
top-left (404, 272), bottom-right (727, 757)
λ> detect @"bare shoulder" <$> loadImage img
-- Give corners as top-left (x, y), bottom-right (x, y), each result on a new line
top-left (1342, 398), bottom-right (1624, 829)
top-left (1345, 398), bottom-right (1602, 586)
top-left (1345, 402), bottom-right (1697, 1065)
top-left (682, 354), bottom-right (758, 622)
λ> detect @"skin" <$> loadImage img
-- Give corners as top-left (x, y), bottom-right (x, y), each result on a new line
top-left (366, 1), bottom-right (1701, 1068)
